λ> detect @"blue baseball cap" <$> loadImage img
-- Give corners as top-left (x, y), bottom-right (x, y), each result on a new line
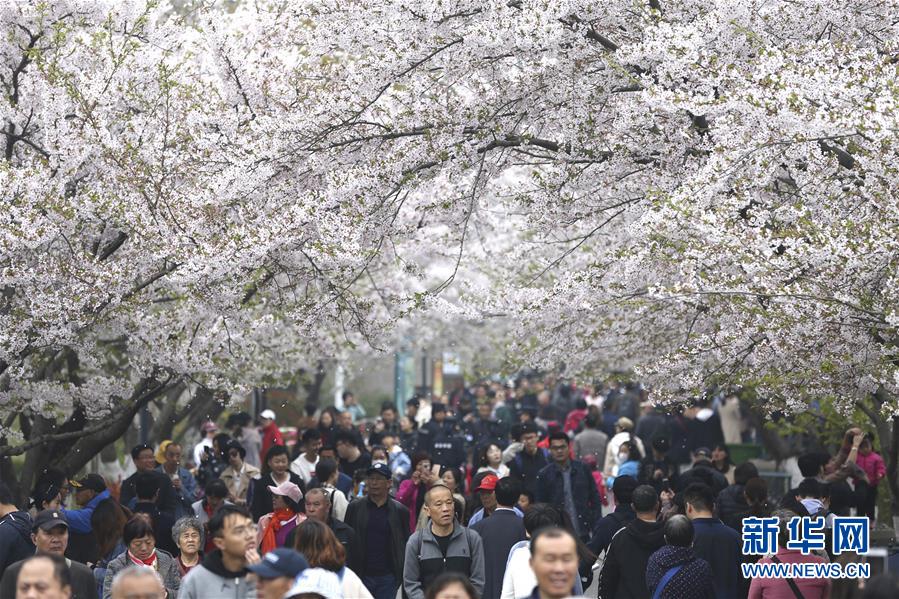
top-left (247, 548), bottom-right (308, 579)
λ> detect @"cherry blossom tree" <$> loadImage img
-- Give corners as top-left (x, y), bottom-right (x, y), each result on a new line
top-left (2, 0), bottom-right (898, 510)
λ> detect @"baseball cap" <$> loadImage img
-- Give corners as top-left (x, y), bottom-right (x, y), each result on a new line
top-left (694, 447), bottom-right (712, 459)
top-left (268, 481), bottom-right (303, 504)
top-left (285, 567), bottom-right (342, 599)
top-left (201, 420), bottom-right (219, 433)
top-left (366, 463), bottom-right (392, 480)
top-left (247, 548), bottom-right (308, 580)
top-left (33, 510), bottom-right (68, 532)
top-left (476, 473), bottom-right (499, 492)
top-left (70, 474), bottom-right (106, 493)
top-left (260, 409), bottom-right (276, 420)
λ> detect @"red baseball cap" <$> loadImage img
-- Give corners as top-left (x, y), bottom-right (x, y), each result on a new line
top-left (476, 474), bottom-right (499, 492)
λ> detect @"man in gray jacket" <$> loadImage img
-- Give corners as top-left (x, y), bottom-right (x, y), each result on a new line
top-left (403, 484), bottom-right (485, 599)
top-left (178, 504), bottom-right (257, 598)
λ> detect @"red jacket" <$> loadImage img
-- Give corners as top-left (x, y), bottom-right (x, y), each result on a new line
top-left (260, 421), bottom-right (284, 463)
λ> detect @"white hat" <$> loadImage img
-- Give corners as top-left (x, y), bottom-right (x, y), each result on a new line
top-left (285, 567), bottom-right (342, 599)
top-left (260, 409), bottom-right (276, 420)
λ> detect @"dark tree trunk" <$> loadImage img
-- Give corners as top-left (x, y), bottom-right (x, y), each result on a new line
top-left (5, 376), bottom-right (176, 505)
top-left (301, 360), bottom-right (327, 413)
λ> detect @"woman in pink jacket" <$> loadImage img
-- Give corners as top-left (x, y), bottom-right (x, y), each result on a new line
top-left (854, 433), bottom-right (886, 521)
top-left (396, 452), bottom-right (435, 530)
top-left (748, 510), bottom-right (832, 599)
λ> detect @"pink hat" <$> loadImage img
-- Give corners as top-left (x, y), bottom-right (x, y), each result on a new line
top-left (268, 481), bottom-right (303, 504)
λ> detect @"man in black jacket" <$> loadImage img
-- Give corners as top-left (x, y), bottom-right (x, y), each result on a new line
top-left (0, 510), bottom-right (97, 599)
top-left (597, 485), bottom-right (666, 599)
top-left (589, 475), bottom-right (638, 556)
top-left (0, 481), bottom-right (33, 581)
top-left (120, 443), bottom-right (177, 516)
top-left (535, 431), bottom-right (602, 542)
top-left (131, 472), bottom-right (178, 557)
top-left (508, 422), bottom-right (551, 496)
top-left (717, 462), bottom-right (759, 530)
top-left (344, 464), bottom-right (410, 599)
top-left (301, 488), bottom-right (361, 572)
top-left (471, 477), bottom-right (526, 599)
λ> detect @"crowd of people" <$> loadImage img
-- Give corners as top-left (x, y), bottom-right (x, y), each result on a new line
top-left (0, 379), bottom-right (896, 599)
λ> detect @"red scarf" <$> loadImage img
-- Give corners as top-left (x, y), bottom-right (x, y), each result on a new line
top-left (260, 508), bottom-right (295, 554)
top-left (128, 549), bottom-right (158, 569)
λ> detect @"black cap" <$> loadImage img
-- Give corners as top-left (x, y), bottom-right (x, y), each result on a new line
top-left (33, 509), bottom-right (68, 532)
top-left (431, 402), bottom-right (446, 414)
top-left (366, 463), bottom-right (392, 479)
top-left (71, 474), bottom-right (106, 493)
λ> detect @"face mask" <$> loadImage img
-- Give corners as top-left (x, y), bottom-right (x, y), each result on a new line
top-left (617, 453), bottom-right (628, 464)
top-left (372, 459), bottom-right (388, 466)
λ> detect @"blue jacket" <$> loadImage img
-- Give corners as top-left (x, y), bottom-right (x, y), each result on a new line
top-left (691, 517), bottom-right (741, 599)
top-left (61, 489), bottom-right (111, 534)
top-left (535, 459), bottom-right (602, 538)
top-left (155, 465), bottom-right (198, 519)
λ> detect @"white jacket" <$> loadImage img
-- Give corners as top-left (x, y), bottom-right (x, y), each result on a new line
top-left (340, 566), bottom-right (373, 599)
top-left (500, 541), bottom-right (535, 599)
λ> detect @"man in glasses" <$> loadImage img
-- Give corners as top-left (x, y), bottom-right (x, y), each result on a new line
top-left (178, 505), bottom-right (259, 598)
top-left (343, 463), bottom-right (411, 599)
top-left (535, 431), bottom-right (602, 543)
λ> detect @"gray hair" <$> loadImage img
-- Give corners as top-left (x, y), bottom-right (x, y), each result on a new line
top-left (110, 565), bottom-right (164, 597)
top-left (171, 516), bottom-right (205, 548)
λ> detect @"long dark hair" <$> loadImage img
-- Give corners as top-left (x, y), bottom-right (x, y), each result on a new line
top-left (92, 498), bottom-right (130, 559)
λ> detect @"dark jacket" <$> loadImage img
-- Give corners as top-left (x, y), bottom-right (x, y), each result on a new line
top-left (403, 522), bottom-right (485, 599)
top-left (132, 501), bottom-right (178, 557)
top-left (597, 518), bottom-right (666, 599)
top-left (675, 462), bottom-right (728, 495)
top-left (0, 511), bottom-right (34, 580)
top-left (589, 504), bottom-right (635, 555)
top-left (344, 496), bottom-right (410, 579)
top-left (646, 545), bottom-right (715, 599)
top-left (716, 483), bottom-right (748, 529)
top-left (691, 517), bottom-right (741, 599)
top-left (249, 472), bottom-right (305, 522)
top-left (471, 508), bottom-right (526, 599)
top-left (509, 448), bottom-right (551, 495)
top-left (535, 459), bottom-right (602, 538)
top-left (120, 470), bottom-right (178, 516)
top-left (1, 556), bottom-right (98, 599)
